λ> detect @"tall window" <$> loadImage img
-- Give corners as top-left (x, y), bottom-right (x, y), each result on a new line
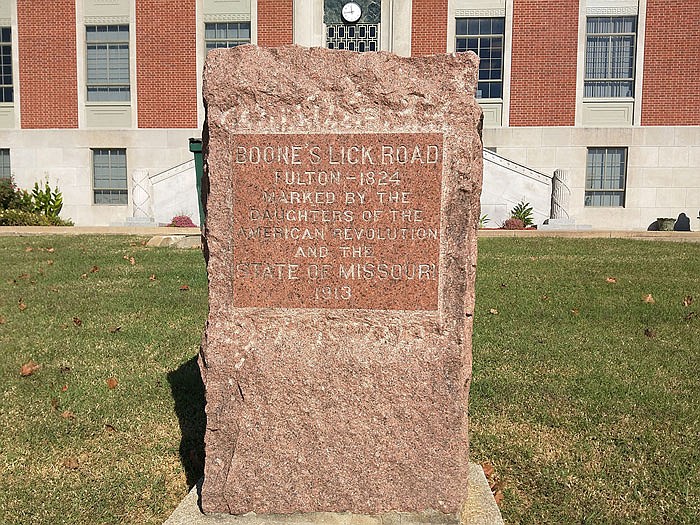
top-left (585, 148), bottom-right (627, 207)
top-left (86, 25), bottom-right (130, 102)
top-left (93, 149), bottom-right (127, 205)
top-left (455, 18), bottom-right (504, 99)
top-left (0, 27), bottom-right (12, 103)
top-left (585, 17), bottom-right (636, 98)
top-left (205, 22), bottom-right (251, 50)
top-left (326, 24), bottom-right (379, 52)
top-left (0, 149), bottom-right (10, 179)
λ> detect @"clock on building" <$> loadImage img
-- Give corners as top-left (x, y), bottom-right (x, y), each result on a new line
top-left (341, 2), bottom-right (362, 23)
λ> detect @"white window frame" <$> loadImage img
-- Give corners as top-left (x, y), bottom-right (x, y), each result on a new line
top-left (0, 27), bottom-right (12, 103)
top-left (0, 148), bottom-right (10, 178)
top-left (86, 25), bottom-right (130, 102)
top-left (205, 21), bottom-right (251, 50)
top-left (92, 148), bottom-right (128, 206)
top-left (585, 147), bottom-right (627, 208)
top-left (584, 16), bottom-right (637, 99)
top-left (455, 17), bottom-right (505, 100)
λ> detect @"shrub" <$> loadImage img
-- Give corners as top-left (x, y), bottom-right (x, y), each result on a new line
top-left (502, 217), bottom-right (525, 230)
top-left (168, 215), bottom-right (197, 228)
top-left (31, 181), bottom-right (63, 218)
top-left (479, 214), bottom-right (490, 228)
top-left (0, 178), bottom-right (33, 212)
top-left (0, 178), bottom-right (72, 226)
top-left (510, 200), bottom-right (534, 227)
top-left (0, 209), bottom-right (73, 226)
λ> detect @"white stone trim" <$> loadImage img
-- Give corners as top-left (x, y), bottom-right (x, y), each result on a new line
top-left (586, 6), bottom-right (638, 16)
top-left (84, 15), bottom-right (130, 24)
top-left (455, 8), bottom-right (505, 17)
top-left (501, 0), bottom-right (512, 126)
top-left (203, 12), bottom-right (250, 22)
top-left (633, 0), bottom-right (647, 126)
top-left (0, 18), bottom-right (10, 25)
top-left (388, 0), bottom-right (412, 56)
top-left (293, 0), bottom-right (323, 48)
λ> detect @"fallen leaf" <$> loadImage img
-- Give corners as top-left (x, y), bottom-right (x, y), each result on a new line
top-left (642, 294), bottom-right (655, 304)
top-left (106, 377), bottom-right (118, 389)
top-left (108, 325), bottom-right (121, 333)
top-left (60, 323), bottom-right (69, 329)
top-left (60, 410), bottom-right (75, 420)
top-left (606, 277), bottom-right (617, 283)
top-left (683, 296), bottom-right (694, 307)
top-left (644, 328), bottom-right (656, 338)
top-left (489, 308), bottom-right (498, 315)
top-left (61, 385), bottom-right (68, 392)
top-left (180, 284), bottom-right (190, 292)
top-left (62, 457), bottom-right (79, 470)
top-left (47, 260), bottom-right (54, 265)
top-left (129, 257), bottom-right (135, 266)
top-left (500, 283), bottom-right (507, 288)
top-left (73, 317), bottom-right (82, 327)
top-left (571, 308), bottom-right (580, 316)
top-left (541, 294), bottom-right (549, 301)
top-left (25, 246), bottom-right (33, 252)
top-left (18, 298), bottom-right (27, 311)
top-left (46, 247), bottom-right (55, 253)
top-left (684, 312), bottom-right (696, 321)
top-left (149, 274), bottom-right (157, 281)
top-left (482, 462), bottom-right (495, 479)
top-left (90, 265), bottom-right (99, 273)
top-left (20, 360), bottom-right (40, 377)
top-left (51, 397), bottom-right (59, 410)
top-left (494, 490), bottom-right (504, 507)
top-left (122, 255), bottom-right (129, 260)
top-left (104, 423), bottom-right (117, 432)
top-left (140, 240), bottom-right (147, 246)
top-left (80, 273), bottom-right (88, 279)
top-left (0, 316), bottom-right (5, 324)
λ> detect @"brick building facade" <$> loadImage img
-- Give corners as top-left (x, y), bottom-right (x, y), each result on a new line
top-left (0, 0), bottom-right (698, 228)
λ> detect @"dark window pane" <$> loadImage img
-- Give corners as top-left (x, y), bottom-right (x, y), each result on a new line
top-left (456, 19), bottom-right (468, 35)
top-left (492, 18), bottom-right (504, 34)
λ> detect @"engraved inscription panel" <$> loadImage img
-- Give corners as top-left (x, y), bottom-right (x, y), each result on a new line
top-left (231, 133), bottom-right (443, 310)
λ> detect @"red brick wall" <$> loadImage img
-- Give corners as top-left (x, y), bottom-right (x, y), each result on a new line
top-left (510, 0), bottom-right (578, 126)
top-left (642, 1), bottom-right (700, 125)
top-left (136, 0), bottom-right (197, 128)
top-left (17, 0), bottom-right (78, 128)
top-left (411, 0), bottom-right (448, 55)
top-left (257, 0), bottom-right (293, 46)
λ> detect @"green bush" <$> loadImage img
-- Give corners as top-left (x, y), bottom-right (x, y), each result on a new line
top-left (0, 178), bottom-right (33, 212)
top-left (31, 181), bottom-right (64, 218)
top-left (509, 200), bottom-right (534, 227)
top-left (0, 177), bottom-right (72, 225)
top-left (0, 209), bottom-right (73, 226)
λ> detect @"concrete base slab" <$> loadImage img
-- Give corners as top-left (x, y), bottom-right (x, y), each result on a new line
top-left (164, 464), bottom-right (503, 525)
top-left (539, 218), bottom-right (592, 231)
top-left (146, 235), bottom-right (201, 249)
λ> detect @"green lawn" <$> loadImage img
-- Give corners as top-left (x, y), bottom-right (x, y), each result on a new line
top-left (0, 235), bottom-right (698, 524)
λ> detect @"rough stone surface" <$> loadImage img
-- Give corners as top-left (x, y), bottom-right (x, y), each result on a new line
top-left (200, 45), bottom-right (482, 516)
top-left (164, 464), bottom-right (503, 525)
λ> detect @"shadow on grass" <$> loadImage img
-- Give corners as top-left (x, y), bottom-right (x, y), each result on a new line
top-left (168, 355), bottom-right (206, 488)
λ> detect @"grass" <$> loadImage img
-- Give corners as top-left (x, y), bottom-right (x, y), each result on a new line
top-left (471, 238), bottom-right (700, 524)
top-left (0, 236), bottom-right (208, 524)
top-left (0, 235), bottom-right (698, 523)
